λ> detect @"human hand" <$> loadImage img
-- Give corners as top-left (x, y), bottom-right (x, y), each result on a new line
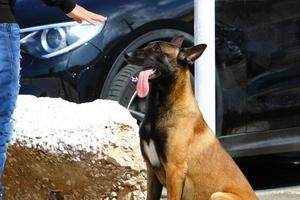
top-left (66, 4), bottom-right (107, 25)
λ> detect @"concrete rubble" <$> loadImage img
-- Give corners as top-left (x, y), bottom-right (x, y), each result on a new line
top-left (3, 95), bottom-right (146, 200)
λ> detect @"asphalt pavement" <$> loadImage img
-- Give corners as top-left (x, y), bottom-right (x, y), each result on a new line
top-left (256, 185), bottom-right (300, 200)
top-left (160, 185), bottom-right (300, 199)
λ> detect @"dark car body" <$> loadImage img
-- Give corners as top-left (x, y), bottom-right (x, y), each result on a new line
top-left (17, 0), bottom-right (300, 187)
top-left (215, 0), bottom-right (300, 187)
top-left (215, 0), bottom-right (300, 152)
top-left (17, 0), bottom-right (193, 102)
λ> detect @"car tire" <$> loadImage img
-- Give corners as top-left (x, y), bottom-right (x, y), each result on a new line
top-left (107, 64), bottom-right (139, 106)
top-left (107, 64), bottom-right (146, 122)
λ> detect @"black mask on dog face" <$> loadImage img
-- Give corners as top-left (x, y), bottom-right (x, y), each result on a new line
top-left (124, 36), bottom-right (206, 98)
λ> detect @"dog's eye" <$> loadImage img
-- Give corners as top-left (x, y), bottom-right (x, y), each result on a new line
top-left (153, 44), bottom-right (161, 53)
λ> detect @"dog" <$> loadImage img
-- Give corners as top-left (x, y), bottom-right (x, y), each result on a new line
top-left (124, 36), bottom-right (258, 200)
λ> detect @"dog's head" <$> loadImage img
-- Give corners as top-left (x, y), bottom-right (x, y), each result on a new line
top-left (124, 36), bottom-right (207, 98)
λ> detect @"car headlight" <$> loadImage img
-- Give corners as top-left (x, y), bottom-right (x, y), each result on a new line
top-left (20, 21), bottom-right (105, 59)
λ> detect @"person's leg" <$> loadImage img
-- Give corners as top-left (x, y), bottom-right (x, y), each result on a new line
top-left (0, 23), bottom-right (21, 197)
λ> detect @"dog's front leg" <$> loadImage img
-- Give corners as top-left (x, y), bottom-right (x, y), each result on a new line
top-left (166, 162), bottom-right (187, 200)
top-left (146, 162), bottom-right (163, 200)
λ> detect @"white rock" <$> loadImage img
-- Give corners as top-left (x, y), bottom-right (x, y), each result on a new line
top-left (3, 95), bottom-right (146, 199)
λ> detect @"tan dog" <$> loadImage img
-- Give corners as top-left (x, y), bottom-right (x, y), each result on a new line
top-left (124, 36), bottom-right (258, 200)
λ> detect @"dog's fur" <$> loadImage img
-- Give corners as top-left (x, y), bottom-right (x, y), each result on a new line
top-left (124, 36), bottom-right (258, 200)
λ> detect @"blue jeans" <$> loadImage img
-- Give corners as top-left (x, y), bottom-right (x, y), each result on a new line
top-left (0, 23), bottom-right (20, 196)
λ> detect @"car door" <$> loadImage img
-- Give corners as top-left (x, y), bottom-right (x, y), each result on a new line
top-left (241, 0), bottom-right (300, 133)
top-left (217, 0), bottom-right (300, 133)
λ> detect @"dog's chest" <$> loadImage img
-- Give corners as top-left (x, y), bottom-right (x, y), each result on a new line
top-left (142, 139), bottom-right (161, 167)
top-left (139, 122), bottom-right (168, 168)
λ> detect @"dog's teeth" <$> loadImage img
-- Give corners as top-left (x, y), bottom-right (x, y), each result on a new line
top-left (131, 77), bottom-right (138, 83)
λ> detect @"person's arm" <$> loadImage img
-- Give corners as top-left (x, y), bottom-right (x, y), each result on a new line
top-left (42, 0), bottom-right (107, 25)
top-left (42, 0), bottom-right (76, 13)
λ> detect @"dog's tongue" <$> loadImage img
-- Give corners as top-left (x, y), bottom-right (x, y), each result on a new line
top-left (137, 68), bottom-right (155, 98)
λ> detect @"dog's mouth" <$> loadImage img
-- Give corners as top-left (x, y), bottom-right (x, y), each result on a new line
top-left (134, 67), bottom-right (160, 98)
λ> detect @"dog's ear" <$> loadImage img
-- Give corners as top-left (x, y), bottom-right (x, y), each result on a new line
top-left (178, 44), bottom-right (207, 65)
top-left (170, 35), bottom-right (185, 47)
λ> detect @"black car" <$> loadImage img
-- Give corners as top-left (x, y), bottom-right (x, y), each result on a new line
top-left (17, 0), bottom-right (300, 187)
top-left (18, 0), bottom-right (194, 102)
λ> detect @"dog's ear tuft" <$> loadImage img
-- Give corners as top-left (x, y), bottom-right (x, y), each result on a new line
top-left (170, 35), bottom-right (185, 48)
top-left (178, 44), bottom-right (207, 65)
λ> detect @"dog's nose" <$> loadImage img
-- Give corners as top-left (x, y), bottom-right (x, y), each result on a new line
top-left (124, 52), bottom-right (133, 59)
